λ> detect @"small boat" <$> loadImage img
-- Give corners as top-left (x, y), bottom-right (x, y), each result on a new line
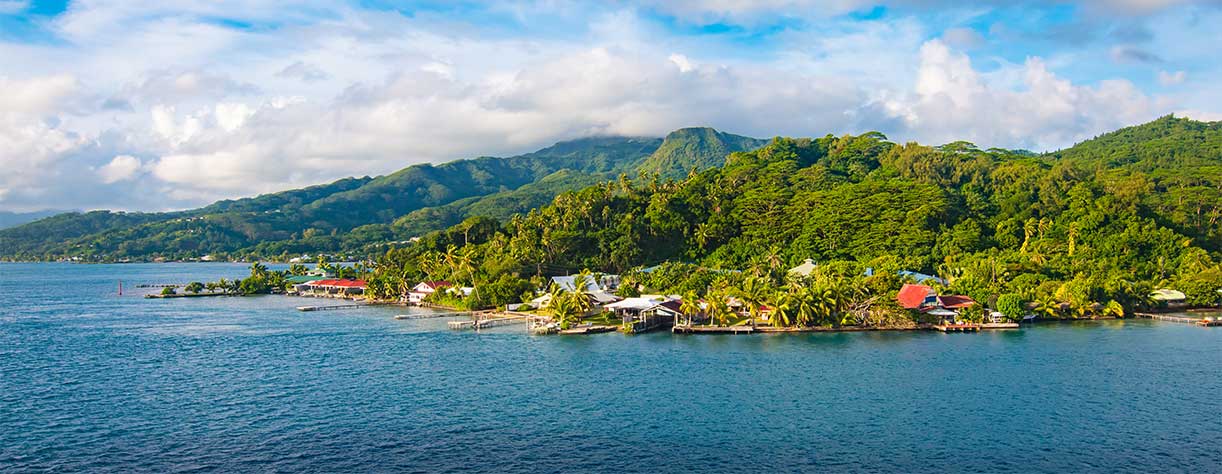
top-left (394, 314), bottom-right (411, 320)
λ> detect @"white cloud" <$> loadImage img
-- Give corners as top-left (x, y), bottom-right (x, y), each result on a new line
top-left (0, 2), bottom-right (1216, 212)
top-left (0, 0), bottom-right (27, 14)
top-left (1159, 70), bottom-right (1186, 85)
top-left (97, 155), bottom-right (143, 183)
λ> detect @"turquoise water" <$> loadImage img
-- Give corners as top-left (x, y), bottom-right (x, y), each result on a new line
top-left (2, 263), bottom-right (1221, 473)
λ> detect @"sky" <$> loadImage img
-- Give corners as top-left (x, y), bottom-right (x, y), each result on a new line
top-left (1, 0), bottom-right (1220, 212)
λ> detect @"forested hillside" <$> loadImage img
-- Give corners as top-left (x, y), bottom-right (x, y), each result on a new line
top-left (364, 116), bottom-right (1222, 315)
top-left (0, 130), bottom-right (763, 261)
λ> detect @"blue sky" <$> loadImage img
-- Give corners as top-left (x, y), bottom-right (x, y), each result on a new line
top-left (0, 0), bottom-right (1219, 212)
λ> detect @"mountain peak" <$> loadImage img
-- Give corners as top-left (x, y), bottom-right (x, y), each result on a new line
top-left (637, 127), bottom-right (768, 177)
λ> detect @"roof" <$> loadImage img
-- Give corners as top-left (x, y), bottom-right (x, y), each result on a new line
top-left (937, 295), bottom-right (976, 309)
top-left (286, 275), bottom-right (322, 284)
top-left (309, 279), bottom-right (366, 288)
top-left (897, 284), bottom-right (936, 309)
top-left (1150, 289), bottom-right (1186, 301)
top-left (605, 297), bottom-right (665, 311)
top-left (898, 270), bottom-right (946, 285)
top-left (550, 275), bottom-right (602, 293)
top-left (413, 281), bottom-right (451, 291)
top-left (788, 258), bottom-right (817, 277)
top-left (646, 300), bottom-right (683, 314)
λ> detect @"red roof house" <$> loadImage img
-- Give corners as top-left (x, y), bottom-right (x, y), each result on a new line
top-left (937, 295), bottom-right (977, 309)
top-left (897, 284), bottom-right (937, 309)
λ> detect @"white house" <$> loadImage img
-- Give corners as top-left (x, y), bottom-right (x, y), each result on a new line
top-left (408, 281), bottom-right (451, 304)
top-left (788, 258), bottom-right (817, 277)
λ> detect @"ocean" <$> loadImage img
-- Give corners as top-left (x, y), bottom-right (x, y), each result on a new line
top-left (2, 263), bottom-right (1220, 473)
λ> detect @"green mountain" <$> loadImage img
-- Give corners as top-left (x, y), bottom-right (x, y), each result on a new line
top-left (365, 115), bottom-right (1222, 311)
top-left (0, 210), bottom-right (67, 230)
top-left (0, 129), bottom-right (765, 261)
top-left (636, 127), bottom-right (770, 177)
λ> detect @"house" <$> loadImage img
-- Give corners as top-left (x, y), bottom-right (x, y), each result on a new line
top-left (530, 289), bottom-right (619, 309)
top-left (897, 284), bottom-right (976, 322)
top-left (897, 284), bottom-right (938, 310)
top-left (307, 267), bottom-right (334, 278)
top-left (604, 296), bottom-right (668, 318)
top-left (408, 281), bottom-right (451, 304)
top-left (1150, 289), bottom-right (1187, 308)
top-left (788, 258), bottom-right (818, 277)
top-left (897, 270), bottom-right (946, 285)
top-left (298, 279), bottom-right (366, 297)
top-left (936, 295), bottom-right (977, 310)
top-left (627, 300), bottom-right (682, 332)
top-left (549, 273), bottom-right (620, 292)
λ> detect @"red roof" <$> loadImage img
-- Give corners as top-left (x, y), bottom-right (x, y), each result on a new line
top-left (897, 284), bottom-right (935, 309)
top-left (310, 279), bottom-right (367, 288)
top-left (413, 281), bottom-right (451, 291)
top-left (937, 295), bottom-right (976, 309)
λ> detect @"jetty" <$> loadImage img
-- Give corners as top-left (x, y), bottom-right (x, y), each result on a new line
top-left (297, 303), bottom-right (366, 312)
top-left (394, 311), bottom-right (473, 320)
top-left (447, 312), bottom-right (527, 330)
top-left (559, 324), bottom-right (617, 335)
top-left (933, 323), bottom-right (980, 332)
top-left (673, 325), bottom-right (755, 334)
top-left (1138, 312), bottom-right (1221, 327)
top-left (145, 292), bottom-right (230, 299)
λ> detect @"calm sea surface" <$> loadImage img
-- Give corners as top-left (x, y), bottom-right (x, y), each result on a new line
top-left (2, 263), bottom-right (1221, 473)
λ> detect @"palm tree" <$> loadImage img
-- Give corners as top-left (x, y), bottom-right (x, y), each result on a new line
top-left (769, 290), bottom-right (795, 327)
top-left (679, 291), bottom-right (702, 326)
top-left (793, 287), bottom-right (819, 327)
top-left (1034, 298), bottom-right (1060, 319)
top-left (1103, 300), bottom-right (1125, 318)
top-left (737, 276), bottom-right (768, 329)
top-left (249, 261), bottom-right (269, 278)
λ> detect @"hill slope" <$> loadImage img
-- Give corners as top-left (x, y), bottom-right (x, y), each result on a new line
top-left (366, 116), bottom-right (1222, 310)
top-left (635, 127), bottom-right (769, 177)
top-left (0, 129), bottom-right (763, 261)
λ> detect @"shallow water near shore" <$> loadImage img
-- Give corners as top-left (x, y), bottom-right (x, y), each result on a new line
top-left (2, 262), bottom-right (1221, 473)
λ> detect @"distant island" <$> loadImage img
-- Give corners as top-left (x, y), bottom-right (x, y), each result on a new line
top-left (116, 116), bottom-right (1222, 333)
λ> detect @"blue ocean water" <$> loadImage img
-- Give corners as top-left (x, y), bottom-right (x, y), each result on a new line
top-left (2, 263), bottom-right (1221, 473)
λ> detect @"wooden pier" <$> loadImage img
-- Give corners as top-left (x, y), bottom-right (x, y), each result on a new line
top-left (673, 325), bottom-right (755, 334)
top-left (394, 311), bottom-right (473, 320)
top-left (558, 324), bottom-right (617, 335)
top-left (297, 303), bottom-right (366, 312)
top-left (447, 313), bottom-right (527, 330)
top-left (1138, 313), bottom-right (1221, 327)
top-left (933, 323), bottom-right (980, 332)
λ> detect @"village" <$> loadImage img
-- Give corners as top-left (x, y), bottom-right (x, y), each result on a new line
top-left (275, 258), bottom-right (1217, 335)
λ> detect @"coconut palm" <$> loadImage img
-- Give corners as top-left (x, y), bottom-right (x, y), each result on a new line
top-left (679, 291), bottom-right (702, 326)
top-left (793, 287), bottom-right (819, 327)
top-left (737, 276), bottom-right (768, 329)
top-left (769, 290), bottom-right (795, 327)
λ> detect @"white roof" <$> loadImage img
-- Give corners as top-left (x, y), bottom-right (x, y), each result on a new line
top-left (927, 308), bottom-right (957, 317)
top-left (1150, 289), bottom-right (1186, 301)
top-left (604, 297), bottom-right (664, 311)
top-left (789, 258), bottom-right (817, 277)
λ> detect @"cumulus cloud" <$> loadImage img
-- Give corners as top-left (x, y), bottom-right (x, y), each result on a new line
top-left (0, 0), bottom-right (27, 14)
top-left (97, 155), bottom-right (143, 183)
top-left (276, 61), bottom-right (330, 82)
top-left (1158, 70), bottom-right (1186, 85)
top-left (886, 40), bottom-right (1164, 150)
top-left (0, 1), bottom-right (1216, 212)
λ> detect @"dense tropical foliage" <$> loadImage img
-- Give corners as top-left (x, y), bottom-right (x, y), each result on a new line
top-left (360, 116), bottom-right (1222, 324)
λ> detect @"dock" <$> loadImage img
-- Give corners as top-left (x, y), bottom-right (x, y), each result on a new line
top-left (673, 325), bottom-right (755, 334)
top-left (558, 325), bottom-right (617, 335)
top-left (447, 313), bottom-right (527, 330)
top-left (933, 323), bottom-right (980, 332)
top-left (394, 311), bottom-right (473, 320)
top-left (1138, 312), bottom-right (1221, 327)
top-left (980, 322), bottom-right (1020, 330)
top-left (297, 303), bottom-right (366, 312)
